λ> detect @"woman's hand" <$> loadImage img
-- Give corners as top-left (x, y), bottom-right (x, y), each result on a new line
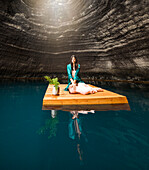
top-left (73, 80), bottom-right (77, 84)
top-left (70, 78), bottom-right (74, 84)
top-left (70, 78), bottom-right (76, 85)
top-left (69, 84), bottom-right (76, 94)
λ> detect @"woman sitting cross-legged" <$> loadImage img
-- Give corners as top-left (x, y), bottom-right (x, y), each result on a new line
top-left (64, 55), bottom-right (84, 91)
top-left (64, 55), bottom-right (103, 94)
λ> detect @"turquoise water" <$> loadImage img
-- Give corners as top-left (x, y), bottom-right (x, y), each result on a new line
top-left (0, 80), bottom-right (149, 170)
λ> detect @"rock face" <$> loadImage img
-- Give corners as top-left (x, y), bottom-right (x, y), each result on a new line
top-left (0, 0), bottom-right (149, 81)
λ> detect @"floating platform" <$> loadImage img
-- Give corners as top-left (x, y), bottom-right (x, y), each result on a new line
top-left (42, 84), bottom-right (130, 111)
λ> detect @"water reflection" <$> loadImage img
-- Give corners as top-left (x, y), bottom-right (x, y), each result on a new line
top-left (40, 102), bottom-right (132, 166)
top-left (68, 110), bottom-right (94, 164)
top-left (69, 110), bottom-right (94, 140)
top-left (40, 104), bottom-right (130, 164)
top-left (37, 110), bottom-right (59, 139)
top-left (38, 109), bottom-right (95, 164)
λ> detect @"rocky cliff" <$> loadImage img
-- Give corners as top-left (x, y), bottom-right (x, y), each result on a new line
top-left (0, 0), bottom-right (149, 81)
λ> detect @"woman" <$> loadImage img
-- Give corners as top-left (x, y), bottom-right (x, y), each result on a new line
top-left (64, 55), bottom-right (103, 94)
top-left (69, 83), bottom-right (103, 95)
top-left (64, 55), bottom-right (84, 91)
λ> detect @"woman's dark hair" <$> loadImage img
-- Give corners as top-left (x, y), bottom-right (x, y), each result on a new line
top-left (71, 55), bottom-right (78, 70)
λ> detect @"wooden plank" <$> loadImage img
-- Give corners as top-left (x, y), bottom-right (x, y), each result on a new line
top-left (42, 104), bottom-right (130, 111)
top-left (42, 84), bottom-right (129, 106)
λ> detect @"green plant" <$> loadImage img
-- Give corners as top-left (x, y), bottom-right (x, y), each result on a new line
top-left (37, 117), bottom-right (59, 139)
top-left (44, 76), bottom-right (60, 90)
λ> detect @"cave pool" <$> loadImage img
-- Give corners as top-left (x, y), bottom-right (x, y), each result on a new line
top-left (0, 80), bottom-right (149, 170)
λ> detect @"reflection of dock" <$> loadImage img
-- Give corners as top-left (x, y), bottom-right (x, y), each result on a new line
top-left (42, 84), bottom-right (130, 111)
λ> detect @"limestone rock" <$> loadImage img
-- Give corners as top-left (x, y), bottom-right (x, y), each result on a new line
top-left (0, 0), bottom-right (149, 81)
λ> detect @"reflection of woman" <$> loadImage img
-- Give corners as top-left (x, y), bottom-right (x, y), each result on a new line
top-left (68, 111), bottom-right (82, 140)
top-left (65, 55), bottom-right (103, 94)
top-left (64, 55), bottom-right (84, 91)
top-left (68, 110), bottom-right (94, 140)
top-left (68, 110), bottom-right (94, 164)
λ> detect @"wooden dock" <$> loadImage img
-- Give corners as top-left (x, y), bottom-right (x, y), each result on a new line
top-left (42, 84), bottom-right (129, 111)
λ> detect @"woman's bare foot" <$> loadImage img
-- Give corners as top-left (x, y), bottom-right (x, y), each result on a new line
top-left (95, 88), bottom-right (103, 92)
top-left (89, 89), bottom-right (94, 94)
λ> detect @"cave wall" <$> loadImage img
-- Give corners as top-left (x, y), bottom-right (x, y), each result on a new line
top-left (0, 0), bottom-right (149, 81)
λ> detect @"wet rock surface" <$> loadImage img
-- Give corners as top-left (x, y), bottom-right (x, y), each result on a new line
top-left (0, 0), bottom-right (149, 81)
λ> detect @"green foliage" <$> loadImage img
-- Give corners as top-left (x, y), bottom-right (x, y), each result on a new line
top-left (44, 76), bottom-right (60, 90)
top-left (37, 117), bottom-right (59, 139)
top-left (44, 76), bottom-right (52, 83)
